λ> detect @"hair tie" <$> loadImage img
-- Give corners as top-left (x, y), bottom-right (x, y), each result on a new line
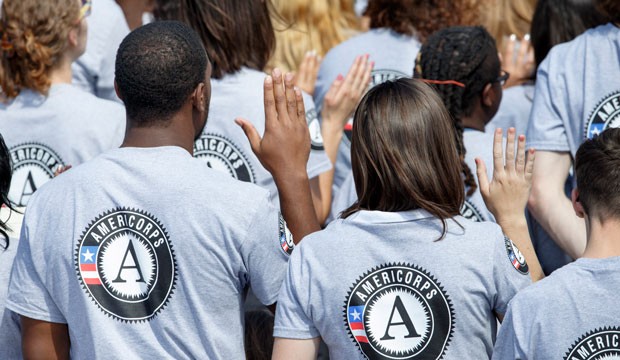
top-left (420, 79), bottom-right (466, 88)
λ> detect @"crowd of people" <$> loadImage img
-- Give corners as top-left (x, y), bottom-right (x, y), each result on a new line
top-left (0, 0), bottom-right (618, 359)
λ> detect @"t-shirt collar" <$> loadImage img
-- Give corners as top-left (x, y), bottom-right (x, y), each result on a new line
top-left (345, 208), bottom-right (435, 224)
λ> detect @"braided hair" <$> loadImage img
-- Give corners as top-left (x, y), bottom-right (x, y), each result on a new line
top-left (414, 26), bottom-right (499, 197)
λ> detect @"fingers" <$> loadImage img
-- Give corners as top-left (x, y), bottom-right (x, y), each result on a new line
top-left (263, 75), bottom-right (278, 130)
top-left (295, 87), bottom-right (306, 123)
top-left (235, 118), bottom-right (262, 156)
top-left (516, 134), bottom-right (526, 174)
top-left (284, 72), bottom-right (298, 121)
top-left (475, 157), bottom-right (490, 197)
top-left (350, 54), bottom-right (370, 92)
top-left (505, 128), bottom-right (516, 172)
top-left (272, 68), bottom-right (287, 123)
top-left (525, 148), bottom-right (535, 183)
top-left (325, 74), bottom-right (344, 104)
top-left (493, 128), bottom-right (504, 175)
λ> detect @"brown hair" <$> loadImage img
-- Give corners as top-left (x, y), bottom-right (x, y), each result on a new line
top-left (153, 0), bottom-right (276, 79)
top-left (244, 310), bottom-right (274, 360)
top-left (575, 128), bottom-right (620, 222)
top-left (342, 79), bottom-right (464, 236)
top-left (268, 0), bottom-right (359, 72)
top-left (0, 0), bottom-right (80, 98)
top-left (482, 0), bottom-right (537, 50)
top-left (363, 0), bottom-right (479, 41)
top-left (596, 0), bottom-right (620, 23)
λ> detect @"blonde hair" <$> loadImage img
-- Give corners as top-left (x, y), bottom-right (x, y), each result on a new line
top-left (482, 0), bottom-right (537, 49)
top-left (268, 0), bottom-right (359, 73)
top-left (0, 0), bottom-right (80, 98)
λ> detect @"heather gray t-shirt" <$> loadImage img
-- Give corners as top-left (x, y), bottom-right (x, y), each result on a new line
top-left (0, 84), bottom-right (125, 207)
top-left (487, 83), bottom-right (534, 136)
top-left (493, 257), bottom-right (620, 359)
top-left (6, 146), bottom-right (293, 359)
top-left (527, 24), bottom-right (620, 156)
top-left (195, 67), bottom-right (331, 204)
top-left (72, 0), bottom-right (129, 102)
top-left (314, 29), bottom-right (421, 195)
top-left (275, 210), bottom-right (531, 359)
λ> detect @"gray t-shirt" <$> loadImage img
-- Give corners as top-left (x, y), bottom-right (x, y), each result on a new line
top-left (274, 210), bottom-right (531, 359)
top-left (72, 0), bottom-right (129, 102)
top-left (493, 257), bottom-right (620, 359)
top-left (314, 29), bottom-right (421, 195)
top-left (195, 67), bottom-right (331, 204)
top-left (6, 146), bottom-right (293, 359)
top-left (0, 84), bottom-right (125, 207)
top-left (487, 83), bottom-right (534, 136)
top-left (527, 24), bottom-right (620, 156)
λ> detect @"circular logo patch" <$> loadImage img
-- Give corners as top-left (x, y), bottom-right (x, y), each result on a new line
top-left (460, 200), bottom-right (485, 222)
top-left (342, 69), bottom-right (409, 146)
top-left (8, 143), bottom-right (64, 206)
top-left (279, 213), bottom-right (294, 256)
top-left (194, 133), bottom-right (255, 183)
top-left (504, 237), bottom-right (528, 275)
top-left (75, 208), bottom-right (176, 322)
top-left (306, 109), bottom-right (325, 151)
top-left (345, 263), bottom-right (454, 359)
top-left (564, 327), bottom-right (620, 360)
top-left (585, 91), bottom-right (620, 139)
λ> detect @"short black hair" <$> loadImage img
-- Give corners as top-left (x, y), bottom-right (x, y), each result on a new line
top-left (115, 21), bottom-right (208, 125)
top-left (575, 128), bottom-right (620, 221)
top-left (414, 26), bottom-right (499, 197)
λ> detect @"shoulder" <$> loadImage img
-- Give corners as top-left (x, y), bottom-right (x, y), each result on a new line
top-left (508, 263), bottom-right (577, 310)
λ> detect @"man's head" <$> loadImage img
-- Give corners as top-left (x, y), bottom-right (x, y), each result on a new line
top-left (115, 21), bottom-right (210, 131)
top-left (573, 128), bottom-right (620, 223)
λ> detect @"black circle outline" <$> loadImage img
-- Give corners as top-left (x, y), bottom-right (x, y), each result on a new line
top-left (193, 133), bottom-right (255, 182)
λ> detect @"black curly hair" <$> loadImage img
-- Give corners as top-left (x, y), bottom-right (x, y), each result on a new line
top-left (414, 26), bottom-right (499, 197)
top-left (115, 21), bottom-right (208, 125)
top-left (0, 134), bottom-right (15, 250)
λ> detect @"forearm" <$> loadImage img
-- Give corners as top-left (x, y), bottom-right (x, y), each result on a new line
top-left (313, 117), bottom-right (346, 224)
top-left (272, 337), bottom-right (320, 360)
top-left (275, 171), bottom-right (321, 244)
top-left (22, 317), bottom-right (70, 360)
top-left (496, 215), bottom-right (544, 282)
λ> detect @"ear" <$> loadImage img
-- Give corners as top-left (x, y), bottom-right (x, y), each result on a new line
top-left (192, 82), bottom-right (207, 113)
top-left (114, 80), bottom-right (124, 101)
top-left (67, 26), bottom-right (79, 48)
top-left (481, 83), bottom-right (495, 108)
top-left (571, 188), bottom-right (585, 218)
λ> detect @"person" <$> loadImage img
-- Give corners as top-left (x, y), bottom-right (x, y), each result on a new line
top-left (493, 128), bottom-right (620, 359)
top-left (0, 133), bottom-right (23, 360)
top-left (72, 0), bottom-right (130, 102)
top-left (526, 0), bottom-right (619, 260)
top-left (0, 0), bottom-right (125, 207)
top-left (314, 0), bottom-right (478, 206)
top-left (153, 0), bottom-right (333, 224)
top-left (6, 20), bottom-right (321, 358)
top-left (272, 78), bottom-right (542, 359)
top-left (490, 0), bottom-right (609, 275)
top-left (115, 0), bottom-right (154, 30)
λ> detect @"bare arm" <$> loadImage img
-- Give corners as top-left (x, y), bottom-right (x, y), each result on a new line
top-left (527, 150), bottom-right (585, 259)
top-left (21, 316), bottom-right (70, 360)
top-left (272, 337), bottom-right (321, 360)
top-left (476, 128), bottom-right (544, 282)
top-left (236, 69), bottom-right (320, 243)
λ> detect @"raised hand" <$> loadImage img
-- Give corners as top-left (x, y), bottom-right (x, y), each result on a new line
top-left (501, 34), bottom-right (535, 88)
top-left (294, 51), bottom-right (322, 96)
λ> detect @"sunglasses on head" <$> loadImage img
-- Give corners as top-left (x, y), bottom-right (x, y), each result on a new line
top-left (79, 0), bottom-right (92, 20)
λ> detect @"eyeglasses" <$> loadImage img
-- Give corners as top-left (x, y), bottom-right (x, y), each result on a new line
top-left (494, 70), bottom-right (510, 87)
top-left (79, 0), bottom-right (92, 20)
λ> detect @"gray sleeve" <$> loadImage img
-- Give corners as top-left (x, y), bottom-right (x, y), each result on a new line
top-left (5, 213), bottom-right (66, 324)
top-left (303, 93), bottom-right (333, 179)
top-left (492, 301), bottom-right (529, 360)
top-left (491, 233), bottom-right (531, 316)
top-left (526, 55), bottom-right (571, 152)
top-left (239, 195), bottom-right (292, 306)
top-left (273, 243), bottom-right (320, 339)
top-left (95, 15), bottom-right (129, 102)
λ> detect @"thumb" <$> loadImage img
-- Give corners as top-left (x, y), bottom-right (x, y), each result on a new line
top-left (235, 118), bottom-right (262, 156)
top-left (475, 158), bottom-right (490, 198)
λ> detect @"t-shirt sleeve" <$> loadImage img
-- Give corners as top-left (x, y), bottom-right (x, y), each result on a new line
top-left (302, 92), bottom-right (333, 179)
top-left (526, 54), bottom-right (571, 152)
top-left (5, 211), bottom-right (66, 324)
top-left (239, 195), bottom-right (294, 306)
top-left (273, 243), bottom-right (320, 339)
top-left (491, 233), bottom-right (531, 316)
top-left (492, 302), bottom-right (529, 360)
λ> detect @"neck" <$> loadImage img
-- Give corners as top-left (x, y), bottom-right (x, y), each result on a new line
top-left (48, 55), bottom-right (74, 85)
top-left (121, 113), bottom-right (197, 155)
top-left (460, 114), bottom-right (486, 132)
top-left (581, 216), bottom-right (620, 258)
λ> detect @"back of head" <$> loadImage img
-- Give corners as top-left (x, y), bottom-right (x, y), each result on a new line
top-left (363, 0), bottom-right (478, 41)
top-left (531, 0), bottom-right (609, 69)
top-left (414, 26), bottom-right (499, 196)
top-left (575, 128), bottom-right (620, 222)
top-left (596, 0), bottom-right (620, 24)
top-left (153, 0), bottom-right (274, 79)
top-left (343, 78), bottom-right (464, 227)
top-left (0, 0), bottom-right (80, 98)
top-left (115, 21), bottom-right (208, 126)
